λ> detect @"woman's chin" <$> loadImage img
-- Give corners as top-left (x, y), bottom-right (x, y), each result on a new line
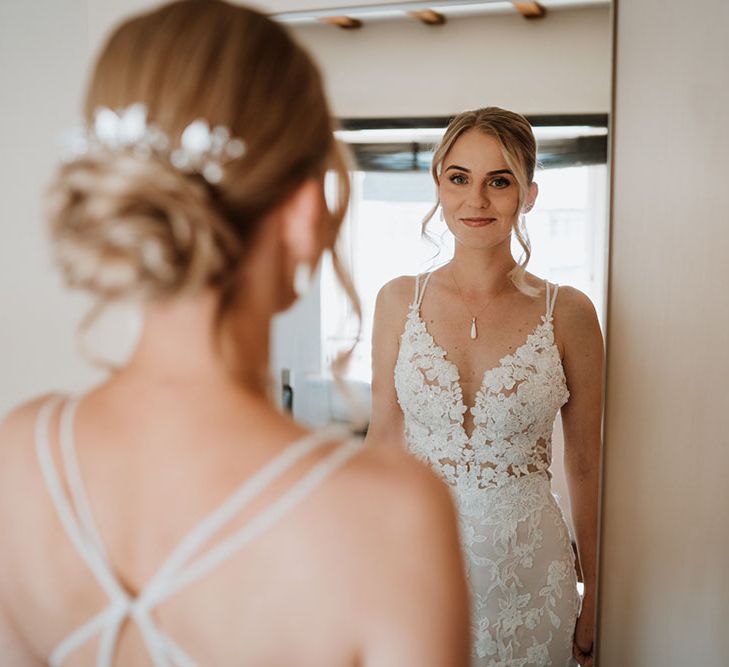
top-left (453, 230), bottom-right (511, 251)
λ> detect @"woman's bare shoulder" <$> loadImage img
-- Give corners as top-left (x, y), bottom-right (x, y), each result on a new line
top-left (523, 272), bottom-right (598, 317)
top-left (552, 285), bottom-right (600, 330)
top-left (373, 276), bottom-right (419, 343)
top-left (550, 285), bottom-right (603, 363)
top-left (376, 274), bottom-right (417, 310)
top-left (554, 283), bottom-right (596, 310)
top-left (333, 440), bottom-right (457, 542)
top-left (0, 395), bottom-right (61, 551)
top-left (327, 440), bottom-right (468, 651)
top-left (0, 394), bottom-right (59, 464)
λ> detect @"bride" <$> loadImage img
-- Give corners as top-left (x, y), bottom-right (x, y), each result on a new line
top-left (0, 2), bottom-right (471, 665)
top-left (368, 107), bottom-right (603, 666)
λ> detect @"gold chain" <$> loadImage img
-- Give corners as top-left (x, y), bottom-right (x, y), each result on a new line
top-left (449, 266), bottom-right (509, 340)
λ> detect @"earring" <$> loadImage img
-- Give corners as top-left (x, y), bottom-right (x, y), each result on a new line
top-left (293, 261), bottom-right (312, 297)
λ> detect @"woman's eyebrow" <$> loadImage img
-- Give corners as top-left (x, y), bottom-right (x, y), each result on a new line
top-left (444, 166), bottom-right (514, 176)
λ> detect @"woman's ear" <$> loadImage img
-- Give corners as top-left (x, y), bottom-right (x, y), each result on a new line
top-left (524, 181), bottom-right (539, 212)
top-left (279, 177), bottom-right (325, 264)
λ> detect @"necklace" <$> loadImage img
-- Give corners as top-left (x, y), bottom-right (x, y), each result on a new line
top-left (449, 266), bottom-right (509, 340)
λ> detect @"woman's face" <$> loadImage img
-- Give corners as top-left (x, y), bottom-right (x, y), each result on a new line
top-left (438, 129), bottom-right (534, 251)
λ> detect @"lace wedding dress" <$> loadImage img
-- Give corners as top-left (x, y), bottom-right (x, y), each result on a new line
top-left (394, 273), bottom-right (580, 667)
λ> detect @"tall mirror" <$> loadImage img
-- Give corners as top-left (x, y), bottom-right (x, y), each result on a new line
top-left (269, 1), bottom-right (611, 663)
top-left (0, 0), bottom-right (612, 664)
top-left (272, 0), bottom-right (611, 526)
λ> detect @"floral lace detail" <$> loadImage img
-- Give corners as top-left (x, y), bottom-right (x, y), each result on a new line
top-left (394, 276), bottom-right (580, 666)
top-left (455, 475), bottom-right (581, 666)
top-left (394, 302), bottom-right (570, 491)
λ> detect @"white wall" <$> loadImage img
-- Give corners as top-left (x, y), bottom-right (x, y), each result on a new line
top-left (0, 1), bottom-right (105, 414)
top-left (85, 3), bottom-right (611, 116)
top-left (598, 0), bottom-right (729, 664)
top-left (293, 6), bottom-right (611, 117)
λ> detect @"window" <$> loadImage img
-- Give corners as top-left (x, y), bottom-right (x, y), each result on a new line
top-left (321, 118), bottom-right (609, 383)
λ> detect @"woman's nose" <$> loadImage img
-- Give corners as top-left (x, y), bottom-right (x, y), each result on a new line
top-left (469, 186), bottom-right (491, 208)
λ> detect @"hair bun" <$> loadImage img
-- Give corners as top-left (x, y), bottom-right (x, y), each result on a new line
top-left (46, 152), bottom-right (238, 300)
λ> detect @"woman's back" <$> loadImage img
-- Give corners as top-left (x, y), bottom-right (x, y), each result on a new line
top-left (0, 373), bottom-right (469, 666)
top-left (0, 1), bottom-right (470, 663)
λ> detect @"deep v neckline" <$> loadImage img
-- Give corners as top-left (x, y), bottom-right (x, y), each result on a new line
top-left (410, 306), bottom-right (554, 415)
top-left (400, 273), bottom-right (565, 441)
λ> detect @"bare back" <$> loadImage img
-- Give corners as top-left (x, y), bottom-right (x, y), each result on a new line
top-left (0, 375), bottom-right (470, 666)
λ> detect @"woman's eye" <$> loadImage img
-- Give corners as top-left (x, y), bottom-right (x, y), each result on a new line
top-left (490, 177), bottom-right (511, 188)
top-left (449, 174), bottom-right (468, 185)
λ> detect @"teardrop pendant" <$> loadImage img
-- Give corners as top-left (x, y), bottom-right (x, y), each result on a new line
top-left (470, 317), bottom-right (477, 340)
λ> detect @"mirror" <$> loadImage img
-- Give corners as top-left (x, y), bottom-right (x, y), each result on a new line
top-left (0, 0), bottom-right (611, 664)
top-left (270, 1), bottom-right (611, 664)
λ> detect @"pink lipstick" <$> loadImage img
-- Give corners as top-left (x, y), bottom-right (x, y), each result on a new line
top-left (460, 217), bottom-right (496, 228)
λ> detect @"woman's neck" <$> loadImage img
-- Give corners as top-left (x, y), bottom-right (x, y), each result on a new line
top-left (448, 240), bottom-right (518, 295)
top-left (122, 290), bottom-right (272, 397)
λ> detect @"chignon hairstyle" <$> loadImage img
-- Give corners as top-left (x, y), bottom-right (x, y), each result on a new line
top-left (423, 107), bottom-right (539, 296)
top-left (45, 0), bottom-right (358, 379)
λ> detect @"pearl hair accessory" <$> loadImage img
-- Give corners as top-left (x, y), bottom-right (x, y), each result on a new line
top-left (61, 103), bottom-right (246, 184)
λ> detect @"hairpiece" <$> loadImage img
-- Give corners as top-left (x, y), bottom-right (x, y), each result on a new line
top-left (61, 103), bottom-right (246, 184)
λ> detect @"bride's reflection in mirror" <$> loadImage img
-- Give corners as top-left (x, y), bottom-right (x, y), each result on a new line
top-left (0, 1), bottom-right (472, 664)
top-left (274, 4), bottom-right (610, 664)
top-left (366, 108), bottom-right (603, 666)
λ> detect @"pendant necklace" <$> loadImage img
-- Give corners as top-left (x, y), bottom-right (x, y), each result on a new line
top-left (449, 266), bottom-right (509, 340)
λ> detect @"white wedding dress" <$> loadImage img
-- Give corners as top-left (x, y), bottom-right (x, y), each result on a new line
top-left (394, 273), bottom-right (580, 667)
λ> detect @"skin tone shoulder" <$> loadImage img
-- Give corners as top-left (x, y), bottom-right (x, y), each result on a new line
top-left (368, 128), bottom-right (603, 666)
top-left (0, 176), bottom-right (471, 666)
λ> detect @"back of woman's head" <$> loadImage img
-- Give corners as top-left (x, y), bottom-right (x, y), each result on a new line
top-left (47, 0), bottom-right (349, 305)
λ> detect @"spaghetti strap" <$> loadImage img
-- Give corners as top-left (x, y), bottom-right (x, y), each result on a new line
top-left (34, 396), bottom-right (364, 667)
top-left (544, 280), bottom-right (560, 321)
top-left (412, 273), bottom-right (421, 305)
top-left (412, 272), bottom-right (433, 310)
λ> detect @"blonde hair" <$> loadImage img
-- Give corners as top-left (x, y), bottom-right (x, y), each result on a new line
top-left (423, 107), bottom-right (539, 296)
top-left (45, 0), bottom-right (359, 379)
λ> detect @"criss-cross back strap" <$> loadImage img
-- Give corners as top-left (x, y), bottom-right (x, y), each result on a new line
top-left (35, 396), bottom-right (363, 667)
top-left (545, 281), bottom-right (560, 321)
top-left (412, 272), bottom-right (434, 310)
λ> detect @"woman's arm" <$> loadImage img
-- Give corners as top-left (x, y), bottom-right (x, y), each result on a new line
top-left (0, 400), bottom-right (50, 667)
top-left (556, 287), bottom-right (604, 661)
top-left (362, 277), bottom-right (471, 662)
top-left (360, 456), bottom-right (472, 667)
top-left (364, 277), bottom-right (412, 449)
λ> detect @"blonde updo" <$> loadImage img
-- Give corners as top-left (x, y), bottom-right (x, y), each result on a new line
top-left (46, 0), bottom-right (355, 370)
top-left (423, 107), bottom-right (539, 295)
top-left (47, 152), bottom-right (240, 300)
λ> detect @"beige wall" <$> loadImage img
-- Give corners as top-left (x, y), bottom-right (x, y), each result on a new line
top-left (0, 2), bottom-right (610, 417)
top-left (289, 7), bottom-right (611, 117)
top-left (598, 0), bottom-right (729, 664)
top-left (0, 1), bottom-right (105, 413)
top-left (86, 4), bottom-right (611, 116)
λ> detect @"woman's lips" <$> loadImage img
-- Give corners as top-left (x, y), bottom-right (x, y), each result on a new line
top-left (460, 217), bottom-right (496, 228)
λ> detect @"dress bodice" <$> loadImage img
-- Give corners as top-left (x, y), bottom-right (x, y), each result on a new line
top-left (394, 272), bottom-right (570, 492)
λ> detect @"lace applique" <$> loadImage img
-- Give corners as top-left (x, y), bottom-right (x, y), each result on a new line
top-left (455, 475), bottom-right (581, 665)
top-left (395, 303), bottom-right (569, 491)
top-left (394, 277), bottom-right (580, 666)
